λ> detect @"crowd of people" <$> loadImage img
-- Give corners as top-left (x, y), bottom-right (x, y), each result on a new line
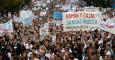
top-left (0, 0), bottom-right (115, 60)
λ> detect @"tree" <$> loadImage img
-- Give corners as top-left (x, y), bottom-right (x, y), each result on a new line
top-left (85, 0), bottom-right (111, 8)
top-left (0, 0), bottom-right (31, 12)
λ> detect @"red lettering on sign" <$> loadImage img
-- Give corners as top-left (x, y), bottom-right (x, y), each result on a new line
top-left (66, 12), bottom-right (96, 19)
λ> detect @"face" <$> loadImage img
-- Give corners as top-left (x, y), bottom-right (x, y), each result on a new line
top-left (104, 56), bottom-right (112, 60)
top-left (39, 51), bottom-right (45, 57)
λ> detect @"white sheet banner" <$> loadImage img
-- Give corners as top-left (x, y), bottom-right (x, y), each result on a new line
top-left (0, 21), bottom-right (13, 33)
top-left (3, 21), bottom-right (13, 32)
top-left (100, 21), bottom-right (115, 34)
top-left (20, 10), bottom-right (33, 25)
top-left (63, 11), bottom-right (102, 31)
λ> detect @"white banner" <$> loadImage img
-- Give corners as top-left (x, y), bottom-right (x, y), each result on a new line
top-left (63, 11), bottom-right (102, 31)
top-left (0, 21), bottom-right (13, 33)
top-left (100, 20), bottom-right (115, 34)
top-left (20, 10), bottom-right (33, 25)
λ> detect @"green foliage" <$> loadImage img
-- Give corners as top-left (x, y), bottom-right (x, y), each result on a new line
top-left (86, 0), bottom-right (111, 8)
top-left (0, 0), bottom-right (30, 11)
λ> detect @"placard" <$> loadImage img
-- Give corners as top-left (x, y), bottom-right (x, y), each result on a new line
top-left (0, 21), bottom-right (13, 33)
top-left (63, 11), bottom-right (102, 31)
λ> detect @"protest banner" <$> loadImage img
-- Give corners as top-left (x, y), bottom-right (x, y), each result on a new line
top-left (39, 26), bottom-right (49, 41)
top-left (100, 20), bottom-right (115, 34)
top-left (0, 21), bottom-right (13, 33)
top-left (63, 11), bottom-right (102, 31)
top-left (53, 11), bottom-right (63, 26)
top-left (20, 16), bottom-right (33, 26)
top-left (44, 23), bottom-right (49, 29)
top-left (3, 21), bottom-right (13, 33)
top-left (20, 10), bottom-right (33, 25)
top-left (53, 11), bottom-right (63, 19)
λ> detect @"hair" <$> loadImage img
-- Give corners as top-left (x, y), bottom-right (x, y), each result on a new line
top-left (32, 52), bottom-right (38, 58)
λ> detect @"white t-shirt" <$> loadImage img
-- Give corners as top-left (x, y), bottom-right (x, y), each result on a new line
top-left (99, 56), bottom-right (104, 60)
top-left (27, 52), bottom-right (32, 60)
top-left (7, 52), bottom-right (12, 60)
top-left (29, 44), bottom-right (33, 50)
top-left (45, 53), bottom-right (51, 59)
top-left (24, 43), bottom-right (29, 49)
top-left (74, 58), bottom-right (79, 60)
top-left (45, 53), bottom-right (54, 60)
